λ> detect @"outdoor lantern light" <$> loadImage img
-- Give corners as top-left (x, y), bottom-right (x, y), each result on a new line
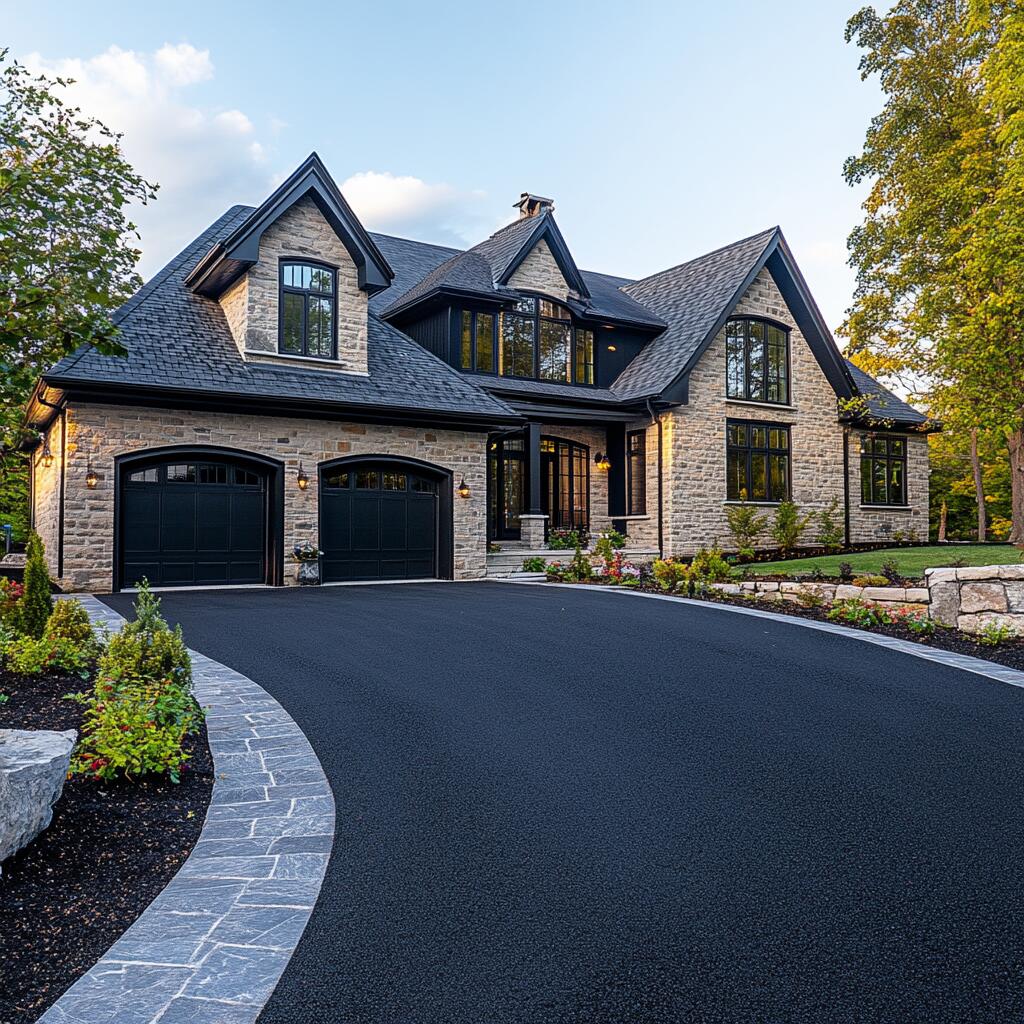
top-left (457, 477), bottom-right (471, 498)
top-left (296, 463), bottom-right (310, 490)
top-left (40, 435), bottom-right (54, 468)
top-left (85, 459), bottom-right (98, 489)
top-left (595, 452), bottom-right (611, 471)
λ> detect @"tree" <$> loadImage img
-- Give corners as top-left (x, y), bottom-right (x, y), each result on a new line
top-left (13, 531), bottom-right (52, 638)
top-left (0, 51), bottom-right (156, 456)
top-left (843, 3), bottom-right (1024, 542)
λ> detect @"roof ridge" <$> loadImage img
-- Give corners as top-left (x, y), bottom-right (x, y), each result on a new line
top-left (626, 226), bottom-right (779, 290)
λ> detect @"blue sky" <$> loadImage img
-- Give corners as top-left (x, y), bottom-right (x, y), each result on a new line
top-left (6, 0), bottom-right (882, 332)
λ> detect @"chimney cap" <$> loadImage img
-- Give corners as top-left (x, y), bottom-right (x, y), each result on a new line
top-left (515, 193), bottom-right (555, 218)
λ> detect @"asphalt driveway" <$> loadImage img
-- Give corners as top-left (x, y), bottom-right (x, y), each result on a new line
top-left (102, 582), bottom-right (1024, 1023)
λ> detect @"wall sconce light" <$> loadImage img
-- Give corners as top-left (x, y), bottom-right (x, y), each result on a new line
top-left (594, 452), bottom-right (611, 471)
top-left (85, 458), bottom-right (98, 489)
top-left (40, 434), bottom-right (54, 468)
top-left (456, 477), bottom-right (471, 498)
top-left (296, 463), bottom-right (310, 490)
top-left (606, 344), bottom-right (617, 352)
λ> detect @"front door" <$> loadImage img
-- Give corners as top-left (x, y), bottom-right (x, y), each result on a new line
top-left (488, 435), bottom-right (525, 540)
top-left (540, 436), bottom-right (590, 534)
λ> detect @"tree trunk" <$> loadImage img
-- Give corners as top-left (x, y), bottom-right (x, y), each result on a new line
top-left (970, 427), bottom-right (987, 542)
top-left (1008, 427), bottom-right (1024, 545)
top-left (938, 501), bottom-right (948, 543)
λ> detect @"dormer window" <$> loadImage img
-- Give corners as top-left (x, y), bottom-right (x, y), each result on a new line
top-left (280, 260), bottom-right (336, 359)
top-left (497, 295), bottom-right (595, 384)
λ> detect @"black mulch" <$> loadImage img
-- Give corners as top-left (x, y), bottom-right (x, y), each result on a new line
top-left (569, 581), bottom-right (1024, 673)
top-left (0, 668), bottom-right (214, 1024)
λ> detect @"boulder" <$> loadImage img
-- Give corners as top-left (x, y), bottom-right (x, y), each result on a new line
top-left (956, 565), bottom-right (1005, 581)
top-left (904, 588), bottom-right (930, 604)
top-left (959, 582), bottom-right (1008, 614)
top-left (1005, 581), bottom-right (1024, 614)
top-left (0, 729), bottom-right (76, 870)
top-left (862, 587), bottom-right (906, 603)
top-left (928, 581), bottom-right (959, 627)
top-left (834, 585), bottom-right (864, 601)
top-left (924, 567), bottom-right (957, 584)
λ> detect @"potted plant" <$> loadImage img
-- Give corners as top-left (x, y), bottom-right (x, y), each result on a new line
top-left (292, 541), bottom-right (322, 585)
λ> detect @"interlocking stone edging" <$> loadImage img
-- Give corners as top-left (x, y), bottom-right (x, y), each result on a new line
top-left (39, 595), bottom-right (335, 1024)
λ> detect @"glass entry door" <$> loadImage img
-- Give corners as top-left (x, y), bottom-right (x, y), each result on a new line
top-left (540, 436), bottom-right (589, 533)
top-left (488, 435), bottom-right (524, 540)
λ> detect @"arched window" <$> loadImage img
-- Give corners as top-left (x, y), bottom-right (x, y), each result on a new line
top-left (497, 296), bottom-right (594, 384)
top-left (279, 260), bottom-right (336, 359)
top-left (725, 317), bottom-right (789, 405)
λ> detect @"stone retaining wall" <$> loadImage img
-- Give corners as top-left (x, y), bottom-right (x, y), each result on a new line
top-left (925, 565), bottom-right (1024, 635)
top-left (714, 579), bottom-right (929, 611)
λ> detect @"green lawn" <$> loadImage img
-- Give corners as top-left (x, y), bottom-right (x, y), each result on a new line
top-left (743, 544), bottom-right (1021, 579)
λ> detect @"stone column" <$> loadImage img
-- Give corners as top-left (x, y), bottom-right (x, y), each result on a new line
top-left (519, 514), bottom-right (548, 550)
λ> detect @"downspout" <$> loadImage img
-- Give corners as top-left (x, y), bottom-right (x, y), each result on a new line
top-left (646, 398), bottom-right (664, 559)
top-left (842, 426), bottom-right (851, 548)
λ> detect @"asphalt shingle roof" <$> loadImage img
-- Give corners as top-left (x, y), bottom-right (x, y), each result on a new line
top-left (46, 208), bottom-right (518, 422)
top-left (844, 360), bottom-right (929, 426)
top-left (613, 228), bottom-right (779, 400)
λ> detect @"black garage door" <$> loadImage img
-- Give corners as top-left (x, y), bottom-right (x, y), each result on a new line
top-left (320, 464), bottom-right (438, 582)
top-left (121, 459), bottom-right (267, 588)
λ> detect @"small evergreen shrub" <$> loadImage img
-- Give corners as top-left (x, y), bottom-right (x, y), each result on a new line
top-left (45, 599), bottom-right (102, 657)
top-left (652, 558), bottom-right (688, 593)
top-left (725, 495), bottom-right (767, 560)
top-left (521, 557), bottom-right (547, 573)
top-left (12, 532), bottom-right (52, 638)
top-left (70, 582), bottom-right (201, 783)
top-left (816, 497), bottom-right (844, 551)
top-left (770, 501), bottom-right (812, 555)
top-left (838, 561), bottom-right (854, 582)
top-left (688, 546), bottom-right (734, 585)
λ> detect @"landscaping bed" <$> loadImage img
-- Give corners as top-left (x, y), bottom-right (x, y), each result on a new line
top-left (0, 664), bottom-right (214, 1024)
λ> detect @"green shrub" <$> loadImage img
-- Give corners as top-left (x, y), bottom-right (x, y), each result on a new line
top-left (889, 606), bottom-right (935, 636)
top-left (770, 501), bottom-right (812, 555)
top-left (793, 586), bottom-right (825, 609)
top-left (11, 532), bottom-right (52, 638)
top-left (827, 598), bottom-right (888, 628)
top-left (547, 528), bottom-right (589, 551)
top-left (879, 558), bottom-right (902, 584)
top-left (521, 557), bottom-right (547, 573)
top-left (45, 599), bottom-right (102, 657)
top-left (70, 582), bottom-right (200, 783)
top-left (605, 529), bottom-right (628, 549)
top-left (569, 543), bottom-right (593, 581)
top-left (852, 574), bottom-right (889, 588)
top-left (976, 621), bottom-right (1016, 646)
top-left (816, 497), bottom-right (844, 551)
top-left (725, 496), bottom-right (767, 560)
top-left (838, 561), bottom-right (854, 582)
top-left (652, 558), bottom-right (688, 592)
top-left (688, 546), bottom-right (735, 585)
top-left (5, 634), bottom-right (92, 678)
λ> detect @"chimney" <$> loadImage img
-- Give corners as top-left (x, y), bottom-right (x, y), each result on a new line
top-left (515, 193), bottom-right (554, 219)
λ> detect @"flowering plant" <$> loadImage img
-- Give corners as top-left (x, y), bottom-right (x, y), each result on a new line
top-left (0, 576), bottom-right (24, 622)
top-left (292, 542), bottom-right (322, 563)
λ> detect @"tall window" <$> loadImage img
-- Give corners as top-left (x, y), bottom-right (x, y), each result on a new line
top-left (460, 310), bottom-right (496, 373)
top-left (726, 318), bottom-right (789, 405)
top-left (726, 420), bottom-right (790, 502)
top-left (280, 261), bottom-right (336, 358)
top-left (627, 430), bottom-right (646, 515)
top-left (860, 435), bottom-right (907, 505)
top-left (496, 296), bottom-right (595, 384)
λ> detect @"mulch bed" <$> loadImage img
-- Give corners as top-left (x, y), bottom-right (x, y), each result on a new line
top-left (0, 667), bottom-right (214, 1024)
top-left (562, 580), bottom-right (1024, 673)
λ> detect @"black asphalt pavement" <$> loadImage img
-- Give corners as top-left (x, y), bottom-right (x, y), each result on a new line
top-left (102, 583), bottom-right (1024, 1023)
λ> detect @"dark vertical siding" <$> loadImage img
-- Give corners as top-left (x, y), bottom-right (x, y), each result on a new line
top-left (401, 307), bottom-right (453, 363)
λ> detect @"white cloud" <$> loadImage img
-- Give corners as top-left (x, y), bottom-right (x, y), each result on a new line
top-left (22, 43), bottom-right (274, 280)
top-left (339, 171), bottom-right (491, 248)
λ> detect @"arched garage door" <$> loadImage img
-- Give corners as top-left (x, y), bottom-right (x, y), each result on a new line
top-left (119, 451), bottom-right (277, 589)
top-left (319, 458), bottom-right (449, 582)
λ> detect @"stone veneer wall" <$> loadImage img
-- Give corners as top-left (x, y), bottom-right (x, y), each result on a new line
top-left (925, 564), bottom-right (1024, 635)
top-left (661, 267), bottom-right (929, 558)
top-left (507, 240), bottom-right (571, 301)
top-left (49, 403), bottom-right (490, 592)
top-left (847, 432), bottom-right (930, 544)
top-left (31, 414), bottom-right (63, 571)
top-left (540, 423), bottom-right (611, 538)
top-left (219, 196), bottom-right (369, 374)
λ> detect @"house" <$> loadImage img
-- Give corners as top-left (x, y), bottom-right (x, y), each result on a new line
top-left (25, 154), bottom-right (933, 592)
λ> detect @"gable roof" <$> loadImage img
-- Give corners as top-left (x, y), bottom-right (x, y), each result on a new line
top-left (185, 153), bottom-right (394, 298)
top-left (615, 228), bottom-right (855, 403)
top-left (41, 206), bottom-right (519, 427)
top-left (844, 360), bottom-right (930, 427)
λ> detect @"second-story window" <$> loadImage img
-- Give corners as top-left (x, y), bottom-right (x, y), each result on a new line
top-left (497, 296), bottom-right (595, 384)
top-left (726, 318), bottom-right (789, 405)
top-left (280, 261), bottom-right (336, 359)
top-left (461, 311), bottom-right (496, 373)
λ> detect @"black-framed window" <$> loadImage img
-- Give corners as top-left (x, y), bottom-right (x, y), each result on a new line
top-left (495, 295), bottom-right (595, 384)
top-left (726, 420), bottom-right (790, 502)
top-left (860, 434), bottom-right (907, 506)
top-left (627, 429), bottom-right (646, 515)
top-left (460, 310), bottom-right (496, 373)
top-left (726, 318), bottom-right (790, 405)
top-left (280, 260), bottom-right (336, 359)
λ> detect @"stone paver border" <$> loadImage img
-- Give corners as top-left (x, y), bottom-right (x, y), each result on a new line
top-left (502, 580), bottom-right (1024, 690)
top-left (39, 595), bottom-right (335, 1024)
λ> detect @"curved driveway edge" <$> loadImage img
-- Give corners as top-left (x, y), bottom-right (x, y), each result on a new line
top-left (503, 581), bottom-right (1024, 690)
top-left (39, 594), bottom-right (335, 1024)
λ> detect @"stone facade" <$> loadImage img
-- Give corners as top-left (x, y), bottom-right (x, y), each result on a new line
top-left (847, 431), bottom-right (929, 544)
top-left (46, 403), bottom-right (489, 592)
top-left (219, 196), bottom-right (369, 375)
top-left (507, 240), bottom-right (572, 301)
top-left (32, 414), bottom-right (63, 573)
top-left (660, 268), bottom-right (928, 557)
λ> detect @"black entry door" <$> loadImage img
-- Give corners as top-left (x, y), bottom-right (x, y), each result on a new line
top-left (540, 436), bottom-right (590, 532)
top-left (487, 436), bottom-right (525, 540)
top-left (121, 460), bottom-right (267, 588)
top-left (320, 464), bottom-right (438, 582)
